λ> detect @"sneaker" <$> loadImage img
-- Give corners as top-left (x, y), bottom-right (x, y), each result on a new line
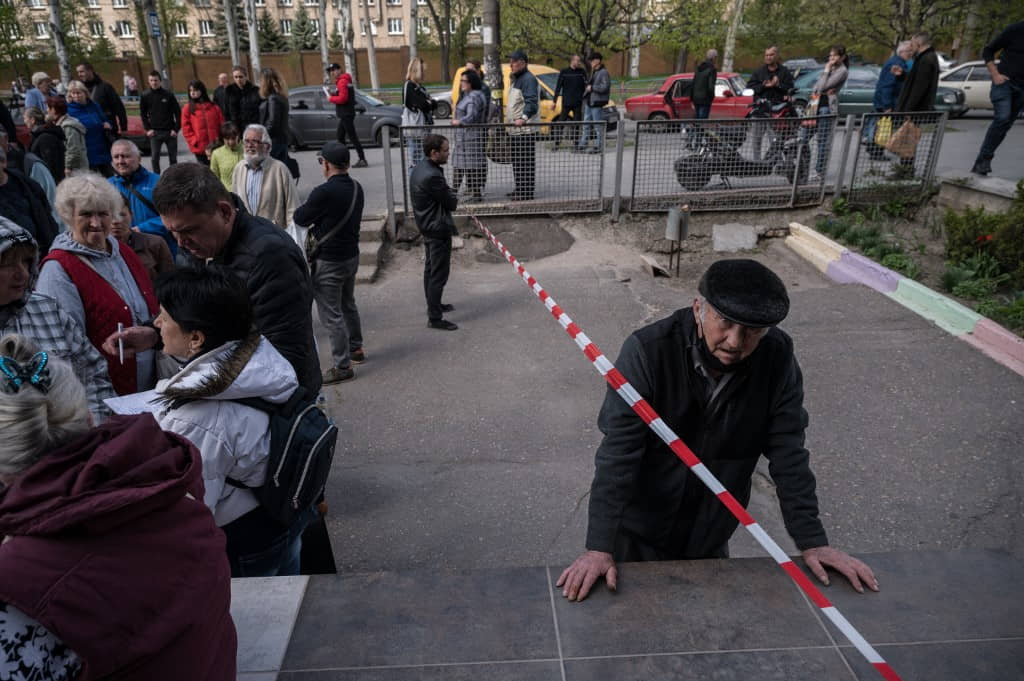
top-left (440, 303), bottom-right (455, 312)
top-left (971, 159), bottom-right (991, 176)
top-left (353, 159), bottom-right (369, 168)
top-left (428, 319), bottom-right (458, 331)
top-left (323, 366), bottom-right (355, 384)
top-left (350, 348), bottom-right (366, 364)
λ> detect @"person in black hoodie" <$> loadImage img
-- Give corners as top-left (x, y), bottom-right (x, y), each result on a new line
top-left (553, 55), bottom-right (587, 149)
top-left (691, 49), bottom-right (718, 119)
top-left (140, 71), bottom-right (182, 174)
top-left (226, 66), bottom-right (262, 130)
top-left (75, 62), bottom-right (128, 135)
top-left (24, 107), bottom-right (65, 185)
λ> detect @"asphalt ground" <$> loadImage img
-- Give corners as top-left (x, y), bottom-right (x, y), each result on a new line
top-left (311, 232), bottom-right (1023, 574)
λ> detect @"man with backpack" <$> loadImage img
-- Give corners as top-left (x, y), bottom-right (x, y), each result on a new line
top-left (327, 63), bottom-right (369, 168)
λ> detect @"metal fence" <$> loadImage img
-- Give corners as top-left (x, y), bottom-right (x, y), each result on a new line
top-left (399, 121), bottom-right (609, 217)
top-left (629, 114), bottom-right (838, 212)
top-left (846, 111), bottom-right (947, 207)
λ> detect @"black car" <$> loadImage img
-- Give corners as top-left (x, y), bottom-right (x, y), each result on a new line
top-left (287, 85), bottom-right (402, 148)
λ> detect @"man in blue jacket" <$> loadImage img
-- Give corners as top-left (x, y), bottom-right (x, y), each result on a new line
top-left (864, 41), bottom-right (914, 159)
top-left (108, 139), bottom-right (176, 256)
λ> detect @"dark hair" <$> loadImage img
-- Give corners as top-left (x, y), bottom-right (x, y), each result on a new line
top-left (149, 70), bottom-right (161, 79)
top-left (46, 96), bottom-right (66, 117)
top-left (155, 267), bottom-right (253, 353)
top-left (422, 134), bottom-right (448, 156)
top-left (829, 44), bottom-right (850, 68)
top-left (219, 121), bottom-right (240, 141)
top-left (153, 163), bottom-right (231, 216)
top-left (77, 61), bottom-right (94, 71)
top-left (188, 79), bottom-right (210, 103)
top-left (588, 52), bottom-right (603, 62)
top-left (462, 69), bottom-right (482, 90)
top-left (470, 59), bottom-right (482, 70)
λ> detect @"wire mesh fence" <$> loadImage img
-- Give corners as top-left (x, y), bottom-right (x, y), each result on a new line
top-left (846, 111), bottom-right (947, 207)
top-left (629, 114), bottom-right (837, 212)
top-left (399, 121), bottom-right (608, 217)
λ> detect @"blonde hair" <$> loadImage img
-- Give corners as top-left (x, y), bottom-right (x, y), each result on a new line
top-left (0, 335), bottom-right (90, 476)
top-left (406, 58), bottom-right (425, 83)
top-left (67, 79), bottom-right (90, 98)
top-left (31, 71), bottom-right (51, 87)
top-left (55, 173), bottom-right (123, 226)
top-left (259, 67), bottom-right (288, 99)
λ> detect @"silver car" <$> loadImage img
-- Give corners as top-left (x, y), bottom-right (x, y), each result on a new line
top-left (287, 85), bottom-right (403, 148)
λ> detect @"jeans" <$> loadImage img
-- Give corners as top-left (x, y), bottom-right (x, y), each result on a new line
top-left (150, 130), bottom-right (177, 173)
top-left (578, 104), bottom-right (605, 150)
top-left (693, 102), bottom-right (711, 119)
top-left (225, 504), bottom-right (318, 578)
top-left (407, 138), bottom-right (424, 173)
top-left (977, 80), bottom-right (1023, 162)
top-left (423, 235), bottom-right (452, 321)
top-left (510, 133), bottom-right (536, 199)
top-left (337, 114), bottom-right (366, 161)
top-left (797, 105), bottom-right (833, 174)
top-left (312, 255), bottom-right (363, 370)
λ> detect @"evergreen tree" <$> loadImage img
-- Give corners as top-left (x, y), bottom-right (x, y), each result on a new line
top-left (214, 0), bottom-right (249, 52)
top-left (257, 9), bottom-right (288, 52)
top-left (328, 24), bottom-right (344, 50)
top-left (290, 5), bottom-right (319, 51)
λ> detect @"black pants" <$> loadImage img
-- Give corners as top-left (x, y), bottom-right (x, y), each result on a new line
top-left (150, 130), bottom-right (178, 173)
top-left (510, 134), bottom-right (535, 199)
top-left (452, 167), bottom-right (486, 197)
top-left (423, 234), bottom-right (452, 322)
top-left (337, 114), bottom-right (366, 161)
top-left (554, 102), bottom-right (583, 146)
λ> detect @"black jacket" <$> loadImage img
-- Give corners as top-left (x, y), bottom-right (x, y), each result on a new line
top-left (554, 66), bottom-right (587, 107)
top-left (140, 87), bottom-right (181, 132)
top-left (258, 93), bottom-right (289, 144)
top-left (29, 125), bottom-right (65, 183)
top-left (983, 21), bottom-right (1024, 84)
top-left (212, 85), bottom-right (230, 119)
top-left (0, 169), bottom-right (59, 253)
top-left (293, 174), bottom-right (363, 262)
top-left (403, 80), bottom-right (436, 124)
top-left (691, 60), bottom-right (718, 105)
top-left (85, 75), bottom-right (127, 133)
top-left (188, 197), bottom-right (321, 393)
top-left (747, 63), bottom-right (795, 103)
top-left (0, 101), bottom-right (15, 142)
top-left (227, 82), bottom-right (262, 129)
top-left (409, 158), bottom-right (457, 239)
top-left (586, 308), bottom-right (827, 559)
top-left (897, 46), bottom-right (939, 112)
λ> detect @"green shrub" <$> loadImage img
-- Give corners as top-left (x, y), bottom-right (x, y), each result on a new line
top-left (881, 252), bottom-right (921, 279)
top-left (953, 276), bottom-right (1008, 300)
top-left (944, 180), bottom-right (1024, 287)
top-left (977, 292), bottom-right (1024, 334)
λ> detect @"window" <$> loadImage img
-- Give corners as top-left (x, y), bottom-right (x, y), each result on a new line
top-left (1, 22), bottom-right (22, 38)
top-left (310, 18), bottom-right (319, 31)
top-left (115, 19), bottom-right (132, 36)
top-left (304, 0), bottom-right (318, 5)
top-left (416, 15), bottom-right (428, 32)
top-left (28, 0), bottom-right (44, 9)
top-left (34, 21), bottom-right (48, 37)
top-left (255, 0), bottom-right (265, 5)
top-left (199, 19), bottom-right (213, 35)
top-left (90, 20), bottom-right (104, 36)
top-left (279, 0), bottom-right (293, 6)
top-left (195, 0), bottom-right (212, 5)
top-left (112, 0), bottom-right (128, 7)
top-left (174, 20), bottom-right (188, 36)
top-left (357, 0), bottom-right (375, 6)
top-left (941, 67), bottom-right (967, 82)
top-left (416, 0), bottom-right (425, 5)
top-left (386, 0), bottom-right (401, 5)
top-left (280, 18), bottom-right (292, 34)
top-left (469, 15), bottom-right (481, 32)
top-left (334, 17), bottom-right (343, 32)
top-left (967, 67), bottom-right (992, 82)
top-left (87, 0), bottom-right (99, 6)
top-left (67, 22), bottom-right (78, 36)
top-left (358, 18), bottom-right (377, 35)
top-left (387, 17), bottom-right (401, 34)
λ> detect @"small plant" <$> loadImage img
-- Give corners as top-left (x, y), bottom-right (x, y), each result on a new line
top-left (883, 198), bottom-right (908, 219)
top-left (881, 252), bottom-right (921, 279)
top-left (953, 275), bottom-right (1009, 300)
top-left (916, 242), bottom-right (927, 254)
top-left (977, 292), bottom-right (1024, 334)
top-left (831, 197), bottom-right (850, 216)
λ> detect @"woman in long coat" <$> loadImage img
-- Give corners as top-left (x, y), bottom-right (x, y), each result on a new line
top-left (451, 70), bottom-right (488, 202)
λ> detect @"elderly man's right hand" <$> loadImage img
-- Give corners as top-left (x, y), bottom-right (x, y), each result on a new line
top-left (556, 550), bottom-right (617, 602)
top-left (101, 325), bottom-right (159, 358)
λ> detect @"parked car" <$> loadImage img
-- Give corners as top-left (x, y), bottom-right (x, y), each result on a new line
top-left (11, 104), bottom-right (151, 155)
top-left (792, 65), bottom-right (968, 117)
top-left (783, 58), bottom-right (821, 79)
top-left (624, 72), bottom-right (753, 121)
top-left (939, 60), bottom-right (995, 110)
top-left (936, 51), bottom-right (959, 72)
top-left (287, 85), bottom-right (402, 148)
top-left (432, 91), bottom-right (452, 119)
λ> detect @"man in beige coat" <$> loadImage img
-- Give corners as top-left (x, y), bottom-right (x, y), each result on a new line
top-left (231, 124), bottom-right (296, 228)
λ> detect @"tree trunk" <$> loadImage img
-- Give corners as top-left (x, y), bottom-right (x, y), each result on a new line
top-left (362, 0), bottom-right (380, 90)
top-left (441, 0), bottom-right (451, 82)
top-left (409, 0), bottom-right (418, 61)
top-left (339, 0), bottom-right (357, 86)
top-left (244, 0), bottom-right (261, 73)
top-left (481, 0), bottom-right (501, 107)
top-left (628, 2), bottom-right (641, 78)
top-left (674, 47), bottom-right (688, 74)
top-left (722, 0), bottom-right (745, 72)
top-left (224, 0), bottom-right (240, 66)
top-left (318, 0), bottom-right (329, 75)
top-left (47, 0), bottom-right (70, 85)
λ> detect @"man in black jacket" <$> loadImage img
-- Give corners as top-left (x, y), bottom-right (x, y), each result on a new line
top-left (294, 142), bottom-right (365, 384)
top-left (553, 54), bottom-right (586, 149)
top-left (140, 71), bottom-right (181, 173)
top-left (212, 73), bottom-right (230, 119)
top-left (691, 49), bottom-right (718, 119)
top-left (76, 62), bottom-right (128, 135)
top-left (557, 259), bottom-right (878, 602)
top-left (107, 163), bottom-right (322, 394)
top-left (410, 134), bottom-right (459, 331)
top-left (746, 46), bottom-right (794, 159)
top-left (226, 66), bottom-right (262, 130)
top-left (971, 21), bottom-right (1023, 176)
top-left (896, 32), bottom-right (939, 113)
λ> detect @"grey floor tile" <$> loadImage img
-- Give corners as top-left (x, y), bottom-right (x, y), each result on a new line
top-left (232, 576), bottom-right (310, 673)
top-left (808, 550), bottom-right (1024, 644)
top-left (841, 639), bottom-right (1024, 681)
top-left (277, 661), bottom-right (563, 680)
top-left (237, 674), bottom-right (278, 681)
top-left (564, 647), bottom-right (856, 680)
top-left (554, 558), bottom-right (833, 658)
top-left (282, 568), bottom-right (558, 670)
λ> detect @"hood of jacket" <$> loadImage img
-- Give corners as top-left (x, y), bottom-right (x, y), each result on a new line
top-left (0, 218), bottom-right (40, 325)
top-left (31, 123), bottom-right (65, 143)
top-left (698, 60), bottom-right (715, 72)
top-left (0, 414), bottom-right (204, 537)
top-left (58, 114), bottom-right (87, 134)
top-left (49, 230), bottom-right (119, 261)
top-left (156, 331), bottom-right (298, 406)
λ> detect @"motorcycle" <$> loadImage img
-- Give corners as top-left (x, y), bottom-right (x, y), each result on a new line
top-left (673, 93), bottom-right (810, 191)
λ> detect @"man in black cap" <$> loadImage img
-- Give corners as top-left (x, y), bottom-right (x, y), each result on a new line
top-left (557, 259), bottom-right (878, 601)
top-left (294, 141), bottom-right (365, 384)
top-left (505, 49), bottom-right (539, 201)
top-left (326, 63), bottom-right (369, 168)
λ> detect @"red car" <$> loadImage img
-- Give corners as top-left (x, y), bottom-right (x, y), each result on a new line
top-left (12, 105), bottom-right (151, 155)
top-left (624, 72), bottom-right (754, 121)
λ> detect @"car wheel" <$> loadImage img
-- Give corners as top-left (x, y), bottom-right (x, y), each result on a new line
top-left (288, 129), bottom-right (305, 151)
top-left (648, 111), bottom-right (676, 134)
top-left (434, 100), bottom-right (452, 119)
top-left (375, 125), bottom-right (400, 147)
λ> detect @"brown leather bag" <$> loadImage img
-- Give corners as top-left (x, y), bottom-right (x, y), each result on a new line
top-left (885, 120), bottom-right (922, 160)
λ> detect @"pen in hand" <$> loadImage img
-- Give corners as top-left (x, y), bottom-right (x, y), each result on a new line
top-left (117, 322), bottom-right (124, 365)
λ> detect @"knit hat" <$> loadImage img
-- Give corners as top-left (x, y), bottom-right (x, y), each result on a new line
top-left (698, 259), bottom-right (789, 327)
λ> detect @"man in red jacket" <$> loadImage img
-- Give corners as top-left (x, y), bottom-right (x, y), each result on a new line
top-left (327, 63), bottom-right (368, 168)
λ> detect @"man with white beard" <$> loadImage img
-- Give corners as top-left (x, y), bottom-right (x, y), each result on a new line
top-left (230, 124), bottom-right (297, 229)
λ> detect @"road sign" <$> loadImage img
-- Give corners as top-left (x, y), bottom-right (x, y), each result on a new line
top-left (147, 11), bottom-right (161, 38)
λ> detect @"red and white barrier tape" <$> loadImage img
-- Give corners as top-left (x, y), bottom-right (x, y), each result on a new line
top-left (470, 215), bottom-right (902, 681)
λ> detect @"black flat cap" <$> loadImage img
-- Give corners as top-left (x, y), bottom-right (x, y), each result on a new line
top-left (326, 63), bottom-right (342, 72)
top-left (507, 49), bottom-right (528, 62)
top-left (698, 259), bottom-right (789, 327)
top-left (319, 141), bottom-right (350, 167)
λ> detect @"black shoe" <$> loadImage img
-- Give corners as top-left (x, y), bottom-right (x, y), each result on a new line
top-left (440, 303), bottom-right (455, 312)
top-left (428, 319), bottom-right (458, 331)
top-left (322, 366), bottom-right (355, 384)
top-left (971, 159), bottom-right (991, 176)
top-left (353, 159), bottom-right (368, 168)
top-left (350, 348), bottom-right (366, 364)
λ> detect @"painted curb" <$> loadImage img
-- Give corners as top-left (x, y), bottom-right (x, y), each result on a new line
top-left (885, 279), bottom-right (982, 336)
top-left (785, 221), bottom-right (846, 274)
top-left (961, 318), bottom-right (1024, 373)
top-left (828, 251), bottom-right (903, 293)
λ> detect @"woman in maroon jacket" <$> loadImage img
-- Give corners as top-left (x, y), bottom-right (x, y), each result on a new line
top-left (182, 79), bottom-right (225, 166)
top-left (0, 333), bottom-right (237, 680)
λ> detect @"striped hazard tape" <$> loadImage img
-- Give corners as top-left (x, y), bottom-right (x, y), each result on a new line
top-left (470, 215), bottom-right (902, 681)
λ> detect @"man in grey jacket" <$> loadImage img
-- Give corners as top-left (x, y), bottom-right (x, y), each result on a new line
top-left (506, 50), bottom-right (539, 201)
top-left (578, 52), bottom-right (610, 153)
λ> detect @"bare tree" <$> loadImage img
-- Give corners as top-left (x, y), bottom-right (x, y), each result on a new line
top-left (47, 0), bottom-right (70, 85)
top-left (722, 0), bottom-right (745, 71)
top-left (361, 0), bottom-right (380, 90)
top-left (318, 0), bottom-right (329, 75)
top-left (223, 0), bottom-right (240, 65)
top-left (481, 0), bottom-right (501, 105)
top-left (409, 0), bottom-right (418, 60)
top-left (244, 0), bottom-right (260, 73)
top-left (337, 0), bottom-right (357, 86)
top-left (421, 0), bottom-right (453, 82)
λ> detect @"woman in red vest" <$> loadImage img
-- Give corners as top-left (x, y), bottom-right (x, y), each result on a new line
top-left (182, 79), bottom-right (225, 166)
top-left (36, 173), bottom-right (159, 395)
top-left (0, 333), bottom-right (237, 680)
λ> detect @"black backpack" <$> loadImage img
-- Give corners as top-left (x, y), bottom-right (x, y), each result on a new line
top-left (227, 387), bottom-right (338, 526)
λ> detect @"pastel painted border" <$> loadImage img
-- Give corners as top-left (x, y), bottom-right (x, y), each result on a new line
top-left (786, 222), bottom-right (1024, 378)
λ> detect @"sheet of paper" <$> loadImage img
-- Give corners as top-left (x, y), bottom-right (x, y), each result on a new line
top-left (104, 389), bottom-right (161, 415)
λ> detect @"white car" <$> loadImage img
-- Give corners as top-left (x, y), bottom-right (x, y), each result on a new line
top-left (939, 60), bottom-right (994, 110)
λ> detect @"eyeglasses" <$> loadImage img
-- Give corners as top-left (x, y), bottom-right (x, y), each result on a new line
top-left (242, 138), bottom-right (266, 147)
top-left (316, 156), bottom-right (324, 164)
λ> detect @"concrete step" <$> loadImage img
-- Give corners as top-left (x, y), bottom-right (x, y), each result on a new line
top-left (360, 216), bottom-right (387, 242)
top-left (355, 264), bottom-right (377, 284)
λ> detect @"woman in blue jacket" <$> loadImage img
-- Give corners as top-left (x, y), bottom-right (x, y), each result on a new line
top-left (66, 80), bottom-right (113, 176)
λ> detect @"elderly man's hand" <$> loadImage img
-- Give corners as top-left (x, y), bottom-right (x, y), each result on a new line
top-left (556, 551), bottom-right (616, 602)
top-left (802, 546), bottom-right (879, 593)
top-left (101, 325), bottom-right (159, 358)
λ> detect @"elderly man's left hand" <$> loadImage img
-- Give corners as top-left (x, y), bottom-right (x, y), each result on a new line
top-left (801, 546), bottom-right (878, 593)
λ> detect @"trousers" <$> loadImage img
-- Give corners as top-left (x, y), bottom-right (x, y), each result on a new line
top-left (423, 235), bottom-right (452, 321)
top-left (150, 130), bottom-right (178, 173)
top-left (336, 114), bottom-right (366, 161)
top-left (312, 255), bottom-right (363, 370)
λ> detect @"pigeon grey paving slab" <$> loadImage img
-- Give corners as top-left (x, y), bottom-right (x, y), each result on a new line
top-left (841, 638), bottom-right (1024, 681)
top-left (276, 661), bottom-right (563, 681)
top-left (232, 576), bottom-right (309, 673)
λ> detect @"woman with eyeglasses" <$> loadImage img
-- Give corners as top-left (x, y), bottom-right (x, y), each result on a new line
top-left (451, 69), bottom-right (488, 201)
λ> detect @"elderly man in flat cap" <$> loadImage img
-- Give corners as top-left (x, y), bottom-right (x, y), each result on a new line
top-left (558, 259), bottom-right (877, 601)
